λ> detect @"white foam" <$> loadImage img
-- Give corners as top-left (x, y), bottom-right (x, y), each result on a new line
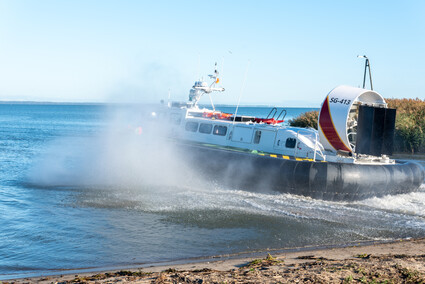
top-left (356, 189), bottom-right (425, 217)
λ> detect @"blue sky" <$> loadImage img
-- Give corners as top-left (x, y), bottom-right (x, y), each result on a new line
top-left (0, 1), bottom-right (424, 106)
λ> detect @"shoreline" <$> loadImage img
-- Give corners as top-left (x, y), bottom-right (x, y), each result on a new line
top-left (1, 239), bottom-right (396, 280)
top-left (4, 237), bottom-right (425, 283)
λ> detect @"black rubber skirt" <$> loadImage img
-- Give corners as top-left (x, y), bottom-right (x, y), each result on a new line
top-left (181, 144), bottom-right (425, 201)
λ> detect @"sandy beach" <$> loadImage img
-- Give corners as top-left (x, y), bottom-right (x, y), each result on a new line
top-left (4, 238), bottom-right (425, 283)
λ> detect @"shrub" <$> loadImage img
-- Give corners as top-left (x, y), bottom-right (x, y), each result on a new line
top-left (386, 98), bottom-right (425, 154)
top-left (288, 110), bottom-right (318, 129)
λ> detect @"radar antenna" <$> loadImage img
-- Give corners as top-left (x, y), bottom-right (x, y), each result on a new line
top-left (188, 62), bottom-right (225, 109)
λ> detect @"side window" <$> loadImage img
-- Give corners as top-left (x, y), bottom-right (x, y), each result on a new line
top-left (170, 113), bottom-right (181, 125)
top-left (253, 130), bottom-right (261, 144)
top-left (285, 138), bottom-right (296, 148)
top-left (213, 125), bottom-right (227, 136)
top-left (199, 123), bottom-right (213, 134)
top-left (185, 121), bottom-right (199, 132)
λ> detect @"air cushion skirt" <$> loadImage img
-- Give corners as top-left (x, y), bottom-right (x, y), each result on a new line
top-left (182, 144), bottom-right (425, 201)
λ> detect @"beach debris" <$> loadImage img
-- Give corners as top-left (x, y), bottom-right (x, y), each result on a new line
top-left (354, 253), bottom-right (371, 259)
top-left (163, 268), bottom-right (178, 273)
top-left (7, 248), bottom-right (425, 284)
top-left (242, 253), bottom-right (283, 269)
top-left (296, 255), bottom-right (316, 259)
top-left (296, 255), bottom-right (334, 261)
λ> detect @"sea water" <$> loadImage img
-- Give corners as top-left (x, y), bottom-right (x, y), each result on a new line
top-left (0, 103), bottom-right (424, 279)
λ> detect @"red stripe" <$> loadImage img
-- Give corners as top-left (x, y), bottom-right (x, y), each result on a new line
top-left (319, 97), bottom-right (351, 152)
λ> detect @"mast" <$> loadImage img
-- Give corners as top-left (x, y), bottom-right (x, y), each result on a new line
top-left (188, 63), bottom-right (225, 108)
top-left (357, 55), bottom-right (373, 90)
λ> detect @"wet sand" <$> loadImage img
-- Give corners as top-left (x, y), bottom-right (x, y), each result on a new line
top-left (4, 238), bottom-right (425, 283)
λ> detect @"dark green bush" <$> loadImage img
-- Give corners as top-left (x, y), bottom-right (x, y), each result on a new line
top-left (288, 110), bottom-right (318, 129)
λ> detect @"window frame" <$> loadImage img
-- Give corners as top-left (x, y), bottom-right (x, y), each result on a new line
top-left (213, 125), bottom-right (227, 136)
top-left (185, 121), bottom-right (199, 132)
top-left (285, 137), bottom-right (297, 148)
top-left (199, 123), bottom-right (213, 134)
top-left (253, 130), bottom-right (262, 144)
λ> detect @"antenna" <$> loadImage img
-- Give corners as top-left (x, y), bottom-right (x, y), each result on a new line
top-left (233, 60), bottom-right (251, 124)
top-left (197, 53), bottom-right (201, 80)
top-left (208, 93), bottom-right (215, 111)
top-left (220, 56), bottom-right (225, 86)
top-left (357, 55), bottom-right (373, 90)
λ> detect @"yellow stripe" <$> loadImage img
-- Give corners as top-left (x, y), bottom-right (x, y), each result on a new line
top-left (259, 153), bottom-right (265, 156)
top-left (282, 155), bottom-right (290, 159)
top-left (270, 154), bottom-right (277, 158)
top-left (295, 158), bottom-right (303, 161)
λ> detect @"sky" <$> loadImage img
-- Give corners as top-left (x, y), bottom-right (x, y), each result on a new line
top-left (0, 1), bottom-right (424, 106)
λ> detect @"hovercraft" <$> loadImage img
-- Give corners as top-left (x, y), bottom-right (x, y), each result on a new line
top-left (159, 66), bottom-right (424, 201)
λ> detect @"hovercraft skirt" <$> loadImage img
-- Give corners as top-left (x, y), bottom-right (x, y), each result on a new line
top-left (182, 144), bottom-right (425, 201)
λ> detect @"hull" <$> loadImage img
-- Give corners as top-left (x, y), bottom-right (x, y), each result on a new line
top-left (181, 143), bottom-right (425, 201)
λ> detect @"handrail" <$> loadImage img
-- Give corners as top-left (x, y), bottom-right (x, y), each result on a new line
top-left (276, 109), bottom-right (287, 121)
top-left (266, 108), bottom-right (286, 124)
top-left (266, 108), bottom-right (277, 119)
top-left (314, 132), bottom-right (325, 161)
top-left (294, 131), bottom-right (299, 158)
top-left (294, 129), bottom-right (325, 161)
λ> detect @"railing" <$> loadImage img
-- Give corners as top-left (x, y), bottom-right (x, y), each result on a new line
top-left (266, 108), bottom-right (277, 119)
top-left (266, 108), bottom-right (287, 122)
top-left (294, 129), bottom-right (326, 162)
